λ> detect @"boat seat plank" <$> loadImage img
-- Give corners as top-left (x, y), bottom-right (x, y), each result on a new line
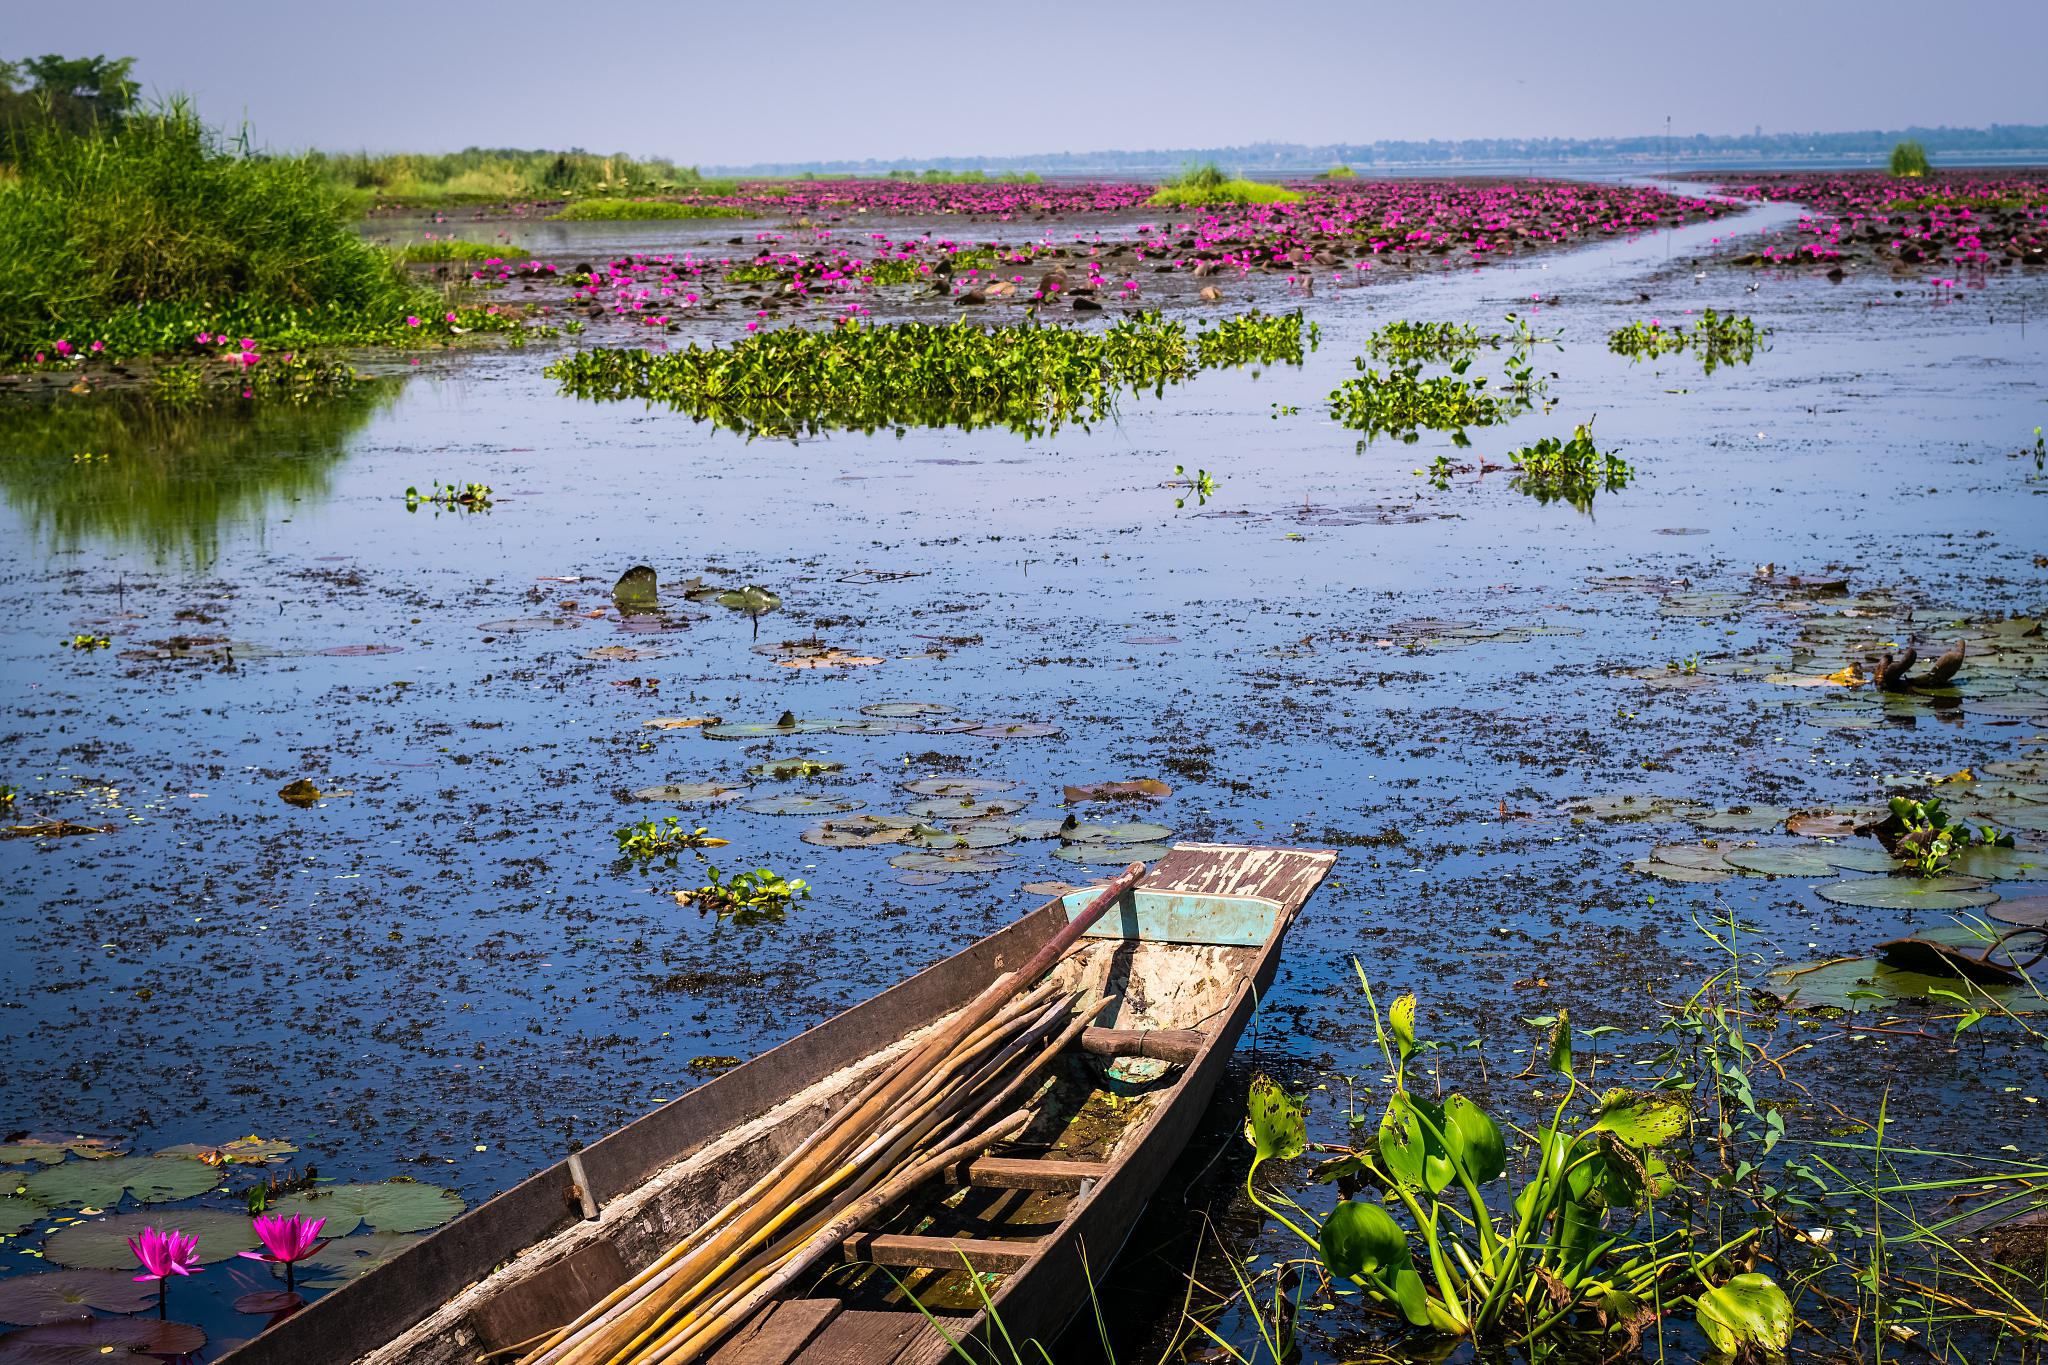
top-left (710, 1297), bottom-right (842, 1365)
top-left (1078, 1026), bottom-right (1204, 1065)
top-left (839, 1231), bottom-right (1040, 1271)
top-left (464, 1237), bottom-right (628, 1353)
top-left (793, 1308), bottom-right (954, 1365)
top-left (1142, 843), bottom-right (1336, 914)
top-left (958, 1156), bottom-right (1106, 1192)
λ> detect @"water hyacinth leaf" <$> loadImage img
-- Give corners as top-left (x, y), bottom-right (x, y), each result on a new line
top-left (269, 1181), bottom-right (464, 1236)
top-left (1318, 1198), bottom-right (1412, 1280)
top-left (1244, 1076), bottom-right (1305, 1163)
top-left (44, 1209), bottom-right (258, 1268)
top-left (0, 1317), bottom-right (206, 1363)
top-left (1388, 994), bottom-right (1418, 1061)
top-left (738, 793), bottom-right (864, 817)
top-left (1442, 1094), bottom-right (1505, 1182)
top-left (903, 797), bottom-right (1029, 821)
top-left (1590, 1089), bottom-right (1690, 1148)
top-left (1947, 847), bottom-right (2048, 881)
top-left (1721, 846), bottom-right (1839, 878)
top-left (632, 783), bottom-right (749, 804)
top-left (1379, 1093), bottom-right (1453, 1193)
top-left (1695, 1273), bottom-right (1793, 1357)
top-left (293, 1232), bottom-right (423, 1289)
top-left (1053, 842), bottom-right (1173, 866)
top-left (0, 1136), bottom-right (125, 1166)
top-left (859, 701), bottom-right (954, 719)
top-left (0, 1268), bottom-right (154, 1324)
top-left (901, 777), bottom-right (1019, 797)
top-left (1813, 876), bottom-right (1998, 911)
top-left (1628, 857), bottom-right (1729, 884)
top-left (22, 1155), bottom-right (223, 1208)
top-left (886, 850), bottom-right (1016, 875)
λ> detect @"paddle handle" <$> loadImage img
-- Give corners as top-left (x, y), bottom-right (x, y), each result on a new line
top-left (1011, 860), bottom-right (1146, 987)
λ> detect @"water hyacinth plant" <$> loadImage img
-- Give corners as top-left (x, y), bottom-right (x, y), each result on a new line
top-left (1506, 423), bottom-right (1634, 510)
top-left (1328, 357), bottom-right (1507, 443)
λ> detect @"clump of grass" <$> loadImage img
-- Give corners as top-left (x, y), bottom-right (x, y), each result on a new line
top-left (1318, 163), bottom-right (1357, 179)
top-left (1889, 139), bottom-right (1931, 178)
top-left (1507, 422), bottom-right (1633, 510)
top-left (549, 199), bottom-right (750, 222)
top-left (0, 102), bottom-right (467, 359)
top-left (1147, 164), bottom-right (1302, 209)
top-left (309, 147), bottom-right (728, 203)
top-left (390, 239), bottom-right (525, 264)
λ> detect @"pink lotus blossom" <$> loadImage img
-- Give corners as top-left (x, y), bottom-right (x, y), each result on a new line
top-left (131, 1225), bottom-right (201, 1282)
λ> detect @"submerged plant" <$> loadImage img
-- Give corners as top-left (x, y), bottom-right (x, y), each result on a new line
top-left (1506, 423), bottom-right (1633, 510)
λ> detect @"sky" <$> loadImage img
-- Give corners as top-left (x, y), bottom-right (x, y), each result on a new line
top-left (12, 0), bottom-right (2047, 165)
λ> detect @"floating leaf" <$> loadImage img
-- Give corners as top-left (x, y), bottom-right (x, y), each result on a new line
top-left (1764, 927), bottom-right (2048, 1013)
top-left (1007, 819), bottom-right (1068, 841)
top-left (1695, 1273), bottom-right (1793, 1357)
top-left (1628, 857), bottom-right (1729, 884)
top-left (859, 701), bottom-right (954, 719)
top-left (776, 650), bottom-right (880, 670)
top-left (901, 777), bottom-right (1018, 797)
top-left (713, 585), bottom-right (782, 616)
top-left (153, 1135), bottom-right (297, 1166)
top-left (0, 1197), bottom-right (45, 1235)
top-left (1063, 779), bottom-right (1171, 803)
top-left (747, 757), bottom-right (843, 780)
top-left (477, 617), bottom-right (582, 632)
top-left (1721, 846), bottom-right (1839, 878)
top-left (800, 816), bottom-right (915, 849)
top-left (1694, 805), bottom-right (1794, 833)
top-left (702, 718), bottom-right (840, 740)
top-left (235, 1289), bottom-right (305, 1315)
top-left (0, 1269), bottom-right (154, 1324)
top-left (887, 851), bottom-right (1017, 875)
top-left (828, 718), bottom-right (919, 737)
top-left (1053, 842), bottom-right (1173, 866)
top-left (903, 796), bottom-right (1029, 821)
top-left (269, 1181), bottom-right (464, 1236)
top-left (641, 716), bottom-right (720, 730)
top-left (293, 1232), bottom-right (423, 1289)
top-left (968, 721), bottom-right (1061, 739)
top-left (738, 793), bottom-right (864, 816)
top-left (1948, 847), bottom-right (2048, 882)
top-left (23, 1156), bottom-right (222, 1208)
top-left (1990, 895), bottom-right (2048, 928)
top-left (1649, 845), bottom-right (1733, 871)
top-left (0, 1137), bottom-right (124, 1167)
top-left (631, 782), bottom-right (748, 804)
top-left (1813, 876), bottom-right (1998, 911)
top-left (44, 1209), bottom-right (257, 1269)
top-left (0, 1318), bottom-right (205, 1363)
top-left (1062, 821), bottom-right (1173, 845)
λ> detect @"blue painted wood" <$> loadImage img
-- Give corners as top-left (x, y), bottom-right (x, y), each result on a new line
top-left (1058, 889), bottom-right (1281, 946)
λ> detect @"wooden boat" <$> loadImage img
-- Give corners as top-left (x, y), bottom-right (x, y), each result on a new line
top-left (221, 842), bottom-right (1334, 1365)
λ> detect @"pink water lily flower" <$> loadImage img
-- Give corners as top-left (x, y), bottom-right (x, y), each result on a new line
top-left (241, 1212), bottom-right (328, 1291)
top-left (131, 1225), bottom-right (201, 1282)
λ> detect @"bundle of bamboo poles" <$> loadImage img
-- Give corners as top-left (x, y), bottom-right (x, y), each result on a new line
top-left (511, 862), bottom-right (1147, 1365)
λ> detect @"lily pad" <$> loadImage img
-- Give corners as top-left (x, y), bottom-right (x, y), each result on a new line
top-left (1054, 842), bottom-right (1174, 866)
top-left (955, 824), bottom-right (1019, 849)
top-left (0, 1197), bottom-right (47, 1235)
top-left (1721, 847), bottom-right (1840, 878)
top-left (1694, 806), bottom-right (1794, 834)
top-left (0, 1318), bottom-right (204, 1363)
top-left (631, 782), bottom-right (749, 804)
top-left (1628, 857), bottom-right (1730, 884)
top-left (1649, 845), bottom-right (1734, 871)
top-left (477, 617), bottom-right (582, 632)
top-left (152, 1135), bottom-right (297, 1165)
top-left (23, 1155), bottom-right (222, 1208)
top-left (268, 1181), bottom-right (464, 1236)
top-left (0, 1137), bottom-right (125, 1166)
top-left (860, 702), bottom-right (955, 719)
top-left (1564, 795), bottom-right (1711, 823)
top-left (1063, 779), bottom-right (1172, 803)
top-left (293, 1232), bottom-right (423, 1289)
top-left (0, 1268), bottom-right (154, 1324)
top-left (901, 777), bottom-right (1018, 797)
top-left (1765, 927), bottom-right (2048, 1013)
top-left (1990, 895), bottom-right (2048, 928)
top-left (1062, 821), bottom-right (1173, 845)
top-left (829, 718), bottom-right (920, 737)
top-left (887, 850), bottom-right (1017, 875)
top-left (1813, 876), bottom-right (1999, 911)
top-left (1008, 819), bottom-right (1069, 841)
top-left (641, 716), bottom-right (720, 730)
top-left (904, 796), bottom-right (1029, 821)
top-left (702, 718), bottom-right (840, 740)
top-left (44, 1209), bottom-right (258, 1269)
top-left (747, 758), bottom-right (843, 780)
top-left (712, 585), bottom-right (782, 616)
top-left (738, 793), bottom-right (864, 816)
top-left (1947, 847), bottom-right (2048, 881)
top-left (969, 721), bottom-right (1062, 739)
top-left (1821, 846), bottom-right (1898, 873)
top-left (800, 817), bottom-right (914, 849)
top-left (1787, 810), bottom-right (1876, 839)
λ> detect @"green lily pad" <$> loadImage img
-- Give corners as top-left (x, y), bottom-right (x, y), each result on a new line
top-left (631, 782), bottom-right (749, 804)
top-left (899, 823), bottom-right (965, 850)
top-left (1813, 876), bottom-right (1999, 911)
top-left (268, 1181), bottom-right (464, 1236)
top-left (738, 793), bottom-right (864, 816)
top-left (0, 1317), bottom-right (205, 1362)
top-left (1765, 927), bottom-right (2048, 1013)
top-left (1821, 846), bottom-right (1898, 873)
top-left (1628, 857), bottom-right (1730, 884)
top-left (44, 1209), bottom-right (258, 1269)
top-left (904, 797), bottom-right (1029, 821)
top-left (901, 777), bottom-right (1018, 797)
top-left (0, 1196), bottom-right (47, 1235)
top-left (860, 702), bottom-right (955, 718)
top-left (887, 850), bottom-right (1017, 875)
top-left (1062, 821), bottom-right (1173, 845)
top-left (293, 1232), bottom-right (423, 1289)
top-left (153, 1135), bottom-right (297, 1165)
top-left (1721, 847), bottom-right (1839, 878)
top-left (0, 1268), bottom-right (155, 1324)
top-left (969, 721), bottom-right (1062, 739)
top-left (955, 824), bottom-right (1019, 849)
top-left (1053, 842), bottom-right (1174, 866)
top-left (1649, 845), bottom-right (1734, 871)
top-left (1564, 795), bottom-right (1712, 823)
top-left (747, 758), bottom-right (843, 780)
top-left (702, 718), bottom-right (840, 740)
top-left (800, 816), bottom-right (914, 849)
top-left (829, 718), bottom-right (920, 737)
top-left (0, 1137), bottom-right (125, 1166)
top-left (1947, 847), bottom-right (2048, 881)
top-left (1990, 895), bottom-right (2048, 928)
top-left (23, 1156), bottom-right (222, 1209)
top-left (1694, 806), bottom-right (1795, 834)
top-left (1008, 819), bottom-right (1069, 841)
top-left (1981, 759), bottom-right (2048, 781)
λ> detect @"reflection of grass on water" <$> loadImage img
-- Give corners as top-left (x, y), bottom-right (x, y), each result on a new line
top-left (0, 385), bottom-right (396, 565)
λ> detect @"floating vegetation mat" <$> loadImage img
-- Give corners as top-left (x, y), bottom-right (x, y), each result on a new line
top-left (546, 311), bottom-right (1310, 438)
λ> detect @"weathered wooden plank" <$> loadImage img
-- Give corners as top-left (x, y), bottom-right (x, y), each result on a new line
top-left (958, 1156), bottom-right (1106, 1192)
top-left (840, 1231), bottom-right (1040, 1271)
top-left (709, 1297), bottom-right (841, 1365)
top-left (1144, 843), bottom-right (1336, 913)
top-left (466, 1238), bottom-right (628, 1353)
top-left (797, 1309), bottom-right (954, 1365)
top-left (1077, 1026), bottom-right (1204, 1065)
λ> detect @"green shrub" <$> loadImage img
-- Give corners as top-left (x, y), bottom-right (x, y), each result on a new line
top-left (1889, 140), bottom-right (1930, 177)
top-left (549, 199), bottom-right (750, 221)
top-left (1147, 179), bottom-right (1302, 208)
top-left (390, 239), bottom-right (525, 264)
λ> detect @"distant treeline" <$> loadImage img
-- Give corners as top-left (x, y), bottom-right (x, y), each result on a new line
top-left (0, 54), bottom-right (139, 148)
top-left (711, 124), bottom-right (2048, 178)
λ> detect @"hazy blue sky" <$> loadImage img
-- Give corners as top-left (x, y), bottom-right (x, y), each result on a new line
top-left (13, 1), bottom-right (2047, 164)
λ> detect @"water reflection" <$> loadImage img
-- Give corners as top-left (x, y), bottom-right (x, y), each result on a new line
top-left (0, 384), bottom-right (396, 565)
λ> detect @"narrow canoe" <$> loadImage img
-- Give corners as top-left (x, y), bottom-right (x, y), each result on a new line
top-left (220, 842), bottom-right (1335, 1365)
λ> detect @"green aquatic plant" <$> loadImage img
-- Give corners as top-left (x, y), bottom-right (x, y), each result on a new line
top-left (1148, 163), bottom-right (1301, 207)
top-left (723, 264), bottom-right (784, 284)
top-left (404, 480), bottom-right (493, 513)
top-left (1611, 311), bottom-right (1764, 374)
top-left (1328, 357), bottom-right (1506, 443)
top-left (62, 633), bottom-right (109, 651)
top-left (308, 147), bottom-right (722, 203)
top-left (549, 199), bottom-right (749, 222)
top-left (1607, 319), bottom-right (1687, 361)
top-left (1889, 140), bottom-right (1931, 178)
top-left (1886, 795), bottom-right (2011, 877)
top-left (1506, 423), bottom-right (1633, 510)
top-left (547, 312), bottom-right (1308, 439)
top-left (614, 817), bottom-right (729, 859)
top-left (1366, 320), bottom-right (1487, 365)
top-left (682, 866), bottom-right (810, 925)
top-left (861, 258), bottom-right (926, 286)
top-left (1170, 465), bottom-right (1218, 508)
